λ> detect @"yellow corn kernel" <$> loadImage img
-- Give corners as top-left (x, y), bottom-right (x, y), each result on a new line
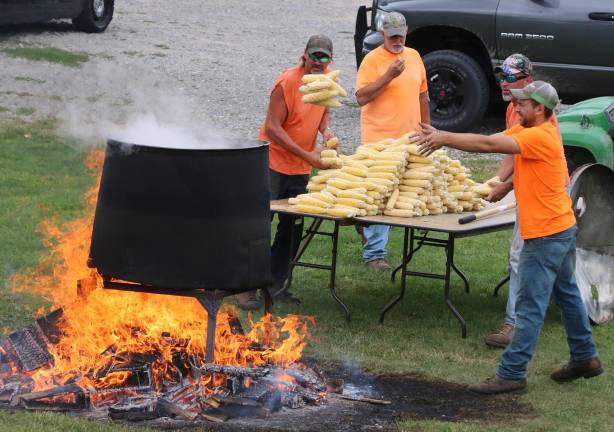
top-left (326, 207), bottom-right (355, 218)
top-left (306, 182), bottom-right (325, 192)
top-left (341, 165), bottom-right (368, 178)
top-left (384, 208), bottom-right (415, 218)
top-left (325, 137), bottom-right (339, 149)
top-left (302, 89), bottom-right (339, 103)
top-left (402, 179), bottom-right (431, 188)
top-left (336, 197), bottom-right (367, 209)
top-left (367, 171), bottom-right (396, 181)
top-left (294, 204), bottom-right (326, 214)
top-left (320, 149), bottom-right (338, 158)
top-left (399, 185), bottom-right (425, 194)
top-left (403, 170), bottom-right (434, 180)
top-left (386, 188), bottom-right (400, 210)
top-left (408, 155), bottom-right (433, 164)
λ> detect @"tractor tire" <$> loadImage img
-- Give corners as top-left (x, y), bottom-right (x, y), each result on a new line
top-left (73, 0), bottom-right (114, 33)
top-left (423, 49), bottom-right (490, 132)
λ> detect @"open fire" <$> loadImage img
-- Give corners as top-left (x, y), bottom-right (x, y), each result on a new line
top-left (0, 151), bottom-right (333, 423)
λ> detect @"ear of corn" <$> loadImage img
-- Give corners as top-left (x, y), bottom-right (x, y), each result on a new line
top-left (386, 188), bottom-right (400, 210)
top-left (302, 90), bottom-right (339, 104)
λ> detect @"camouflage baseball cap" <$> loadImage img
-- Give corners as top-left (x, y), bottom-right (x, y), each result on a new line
top-left (494, 53), bottom-right (533, 76)
top-left (509, 81), bottom-right (560, 109)
top-left (381, 12), bottom-right (407, 37)
top-left (306, 34), bottom-right (333, 58)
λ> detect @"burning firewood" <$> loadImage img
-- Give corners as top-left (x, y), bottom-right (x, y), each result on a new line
top-left (198, 363), bottom-right (271, 378)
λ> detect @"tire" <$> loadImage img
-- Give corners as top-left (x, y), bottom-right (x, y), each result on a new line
top-left (423, 50), bottom-right (489, 132)
top-left (73, 0), bottom-right (114, 33)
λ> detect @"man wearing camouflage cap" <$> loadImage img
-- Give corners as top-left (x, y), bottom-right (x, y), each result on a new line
top-left (483, 54), bottom-right (566, 349)
top-left (355, 11), bottom-right (430, 271)
top-left (416, 81), bottom-right (602, 394)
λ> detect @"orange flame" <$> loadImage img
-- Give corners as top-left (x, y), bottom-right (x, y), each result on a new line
top-left (9, 150), bottom-right (314, 392)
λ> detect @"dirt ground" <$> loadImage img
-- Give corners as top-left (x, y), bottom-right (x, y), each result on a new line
top-left (0, 0), bottom-right (505, 156)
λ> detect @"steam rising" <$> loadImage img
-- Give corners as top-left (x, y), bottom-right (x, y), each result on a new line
top-left (57, 61), bottom-right (254, 150)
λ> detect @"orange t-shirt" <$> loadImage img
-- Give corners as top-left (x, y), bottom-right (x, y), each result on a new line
top-left (506, 102), bottom-right (569, 184)
top-left (259, 66), bottom-right (326, 175)
top-left (504, 122), bottom-right (575, 240)
top-left (356, 46), bottom-right (427, 144)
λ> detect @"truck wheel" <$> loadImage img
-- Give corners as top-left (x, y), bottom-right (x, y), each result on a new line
top-left (423, 50), bottom-right (489, 132)
top-left (73, 0), bottom-right (114, 33)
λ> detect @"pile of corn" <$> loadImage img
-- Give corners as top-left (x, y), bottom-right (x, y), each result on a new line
top-left (288, 133), bottom-right (490, 218)
top-left (299, 70), bottom-right (348, 108)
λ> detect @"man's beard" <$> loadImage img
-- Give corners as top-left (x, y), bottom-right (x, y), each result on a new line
top-left (389, 45), bottom-right (404, 54)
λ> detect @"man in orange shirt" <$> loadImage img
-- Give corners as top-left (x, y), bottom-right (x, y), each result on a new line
top-left (355, 12), bottom-right (430, 271)
top-left (237, 35), bottom-right (334, 310)
top-left (417, 81), bottom-right (602, 394)
top-left (484, 54), bottom-right (565, 349)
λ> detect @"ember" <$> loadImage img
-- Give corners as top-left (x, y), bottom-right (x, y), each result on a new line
top-left (0, 151), bottom-right (330, 424)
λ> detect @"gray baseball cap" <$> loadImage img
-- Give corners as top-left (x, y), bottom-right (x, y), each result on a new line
top-left (306, 34), bottom-right (333, 58)
top-left (381, 12), bottom-right (407, 37)
top-left (509, 80), bottom-right (560, 109)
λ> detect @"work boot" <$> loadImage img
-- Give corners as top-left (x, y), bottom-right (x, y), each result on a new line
top-left (550, 357), bottom-right (604, 382)
top-left (484, 323), bottom-right (515, 348)
top-left (236, 290), bottom-right (260, 311)
top-left (468, 376), bottom-right (527, 395)
top-left (274, 290), bottom-right (301, 304)
top-left (366, 258), bottom-right (391, 272)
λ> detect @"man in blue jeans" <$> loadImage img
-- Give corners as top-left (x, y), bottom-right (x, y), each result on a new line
top-left (484, 54), bottom-right (565, 348)
top-left (417, 81), bottom-right (602, 394)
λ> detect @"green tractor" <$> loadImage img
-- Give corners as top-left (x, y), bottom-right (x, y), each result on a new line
top-left (559, 96), bottom-right (614, 173)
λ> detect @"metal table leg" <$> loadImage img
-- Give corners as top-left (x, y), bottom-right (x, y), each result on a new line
top-left (451, 261), bottom-right (470, 293)
top-left (444, 235), bottom-right (466, 338)
top-left (380, 227), bottom-right (410, 323)
top-left (493, 274), bottom-right (510, 297)
top-left (329, 221), bottom-right (350, 321)
top-left (277, 217), bottom-right (350, 320)
top-left (280, 218), bottom-right (323, 295)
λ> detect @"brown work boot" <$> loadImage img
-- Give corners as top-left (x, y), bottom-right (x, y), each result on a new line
top-left (468, 376), bottom-right (527, 395)
top-left (366, 258), bottom-right (391, 271)
top-left (485, 323), bottom-right (515, 349)
top-left (550, 357), bottom-right (604, 382)
top-left (236, 290), bottom-right (260, 311)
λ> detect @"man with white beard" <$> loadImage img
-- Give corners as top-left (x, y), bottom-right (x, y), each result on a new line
top-left (354, 11), bottom-right (430, 271)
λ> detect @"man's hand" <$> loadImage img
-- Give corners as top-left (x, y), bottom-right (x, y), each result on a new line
top-left (322, 128), bottom-right (335, 143)
top-left (307, 150), bottom-right (329, 170)
top-left (416, 122), bottom-right (445, 156)
top-left (386, 59), bottom-right (405, 80)
top-left (486, 181), bottom-right (513, 202)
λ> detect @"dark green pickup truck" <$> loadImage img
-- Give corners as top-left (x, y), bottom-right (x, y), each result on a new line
top-left (355, 0), bottom-right (614, 132)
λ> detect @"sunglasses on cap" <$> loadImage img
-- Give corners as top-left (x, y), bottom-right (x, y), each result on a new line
top-left (498, 72), bottom-right (528, 83)
top-left (308, 52), bottom-right (331, 64)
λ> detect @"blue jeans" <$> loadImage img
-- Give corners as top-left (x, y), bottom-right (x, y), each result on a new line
top-left (363, 224), bottom-right (389, 262)
top-left (505, 215), bottom-right (523, 325)
top-left (269, 169), bottom-right (309, 289)
top-left (497, 226), bottom-right (598, 380)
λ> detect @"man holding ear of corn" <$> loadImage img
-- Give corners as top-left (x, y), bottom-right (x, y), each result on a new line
top-left (483, 54), bottom-right (566, 349)
top-left (354, 12), bottom-right (430, 271)
top-left (239, 35), bottom-right (335, 309)
top-left (416, 81), bottom-right (602, 394)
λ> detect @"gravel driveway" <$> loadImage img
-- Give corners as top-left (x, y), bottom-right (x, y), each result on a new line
top-left (0, 0), bottom-right (504, 156)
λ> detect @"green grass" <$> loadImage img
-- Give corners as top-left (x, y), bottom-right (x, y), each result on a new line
top-left (2, 47), bottom-right (89, 67)
top-left (15, 107), bottom-right (35, 116)
top-left (14, 76), bottom-right (46, 84)
top-left (0, 123), bottom-right (612, 431)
